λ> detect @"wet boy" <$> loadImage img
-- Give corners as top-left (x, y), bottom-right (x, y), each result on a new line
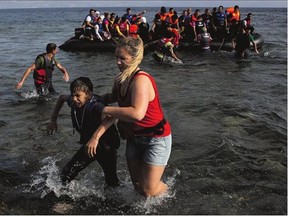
top-left (47, 77), bottom-right (120, 186)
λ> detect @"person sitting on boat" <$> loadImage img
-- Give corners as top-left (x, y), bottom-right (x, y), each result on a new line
top-left (102, 12), bottom-right (112, 40)
top-left (197, 27), bottom-right (213, 52)
top-left (153, 30), bottom-right (182, 63)
top-left (129, 16), bottom-right (140, 38)
top-left (118, 16), bottom-right (129, 37)
top-left (112, 17), bottom-right (126, 38)
top-left (109, 13), bottom-right (116, 25)
top-left (211, 6), bottom-right (228, 41)
top-left (82, 8), bottom-right (97, 41)
top-left (243, 13), bottom-right (254, 34)
top-left (95, 17), bottom-right (104, 41)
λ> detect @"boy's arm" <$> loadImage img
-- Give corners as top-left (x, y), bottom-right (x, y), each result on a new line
top-left (56, 63), bottom-right (69, 82)
top-left (15, 63), bottom-right (36, 89)
top-left (47, 95), bottom-right (68, 134)
top-left (86, 116), bottom-right (116, 158)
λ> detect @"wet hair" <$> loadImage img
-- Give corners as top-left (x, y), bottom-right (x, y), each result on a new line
top-left (70, 77), bottom-right (93, 95)
top-left (116, 37), bottom-right (144, 83)
top-left (46, 43), bottom-right (57, 53)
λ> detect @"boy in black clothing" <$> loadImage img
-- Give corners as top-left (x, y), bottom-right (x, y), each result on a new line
top-left (47, 77), bottom-right (120, 186)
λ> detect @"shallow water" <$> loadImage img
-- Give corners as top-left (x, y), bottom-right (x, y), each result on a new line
top-left (0, 7), bottom-right (286, 214)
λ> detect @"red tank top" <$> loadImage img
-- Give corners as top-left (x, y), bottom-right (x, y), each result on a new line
top-left (117, 71), bottom-right (171, 137)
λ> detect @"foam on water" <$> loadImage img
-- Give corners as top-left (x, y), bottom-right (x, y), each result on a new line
top-left (25, 155), bottom-right (180, 214)
top-left (20, 89), bottom-right (39, 99)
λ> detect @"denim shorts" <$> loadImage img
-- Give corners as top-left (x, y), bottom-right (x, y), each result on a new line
top-left (126, 134), bottom-right (172, 166)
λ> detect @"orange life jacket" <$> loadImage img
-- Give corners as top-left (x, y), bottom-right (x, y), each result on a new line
top-left (226, 7), bottom-right (240, 23)
top-left (129, 24), bottom-right (139, 38)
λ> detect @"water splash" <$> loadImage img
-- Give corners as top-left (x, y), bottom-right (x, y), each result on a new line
top-left (25, 156), bottom-right (105, 200)
top-left (25, 156), bottom-right (180, 214)
top-left (20, 89), bottom-right (39, 99)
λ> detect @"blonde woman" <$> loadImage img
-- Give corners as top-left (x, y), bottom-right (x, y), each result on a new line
top-left (86, 37), bottom-right (172, 197)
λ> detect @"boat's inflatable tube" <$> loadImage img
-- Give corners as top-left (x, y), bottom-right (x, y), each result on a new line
top-left (178, 33), bottom-right (264, 52)
top-left (59, 28), bottom-right (264, 53)
top-left (59, 37), bottom-right (117, 52)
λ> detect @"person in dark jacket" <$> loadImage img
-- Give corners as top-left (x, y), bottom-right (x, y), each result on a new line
top-left (47, 77), bottom-right (120, 186)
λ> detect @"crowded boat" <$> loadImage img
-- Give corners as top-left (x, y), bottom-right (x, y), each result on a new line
top-left (59, 6), bottom-right (264, 59)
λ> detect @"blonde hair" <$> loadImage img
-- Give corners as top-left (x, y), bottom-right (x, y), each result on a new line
top-left (116, 37), bottom-right (144, 83)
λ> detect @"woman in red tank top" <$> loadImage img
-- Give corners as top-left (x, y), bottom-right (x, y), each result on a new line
top-left (86, 37), bottom-right (172, 197)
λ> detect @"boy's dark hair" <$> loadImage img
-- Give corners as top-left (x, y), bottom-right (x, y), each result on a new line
top-left (70, 77), bottom-right (93, 94)
top-left (46, 43), bottom-right (57, 53)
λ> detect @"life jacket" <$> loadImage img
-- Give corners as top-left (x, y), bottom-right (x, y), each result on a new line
top-left (158, 12), bottom-right (168, 21)
top-left (200, 32), bottom-right (211, 49)
top-left (191, 14), bottom-right (198, 23)
top-left (129, 24), bottom-right (139, 38)
top-left (96, 22), bottom-right (103, 33)
top-left (102, 17), bottom-right (110, 31)
top-left (196, 20), bottom-right (205, 34)
top-left (165, 13), bottom-right (174, 24)
top-left (70, 96), bottom-right (120, 148)
top-left (215, 11), bottom-right (226, 26)
top-left (244, 17), bottom-right (251, 27)
top-left (119, 22), bottom-right (128, 35)
top-left (83, 15), bottom-right (96, 28)
top-left (226, 7), bottom-right (240, 23)
top-left (33, 53), bottom-right (55, 85)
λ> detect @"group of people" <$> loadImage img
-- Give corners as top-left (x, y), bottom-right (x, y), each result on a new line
top-left (15, 37), bottom-right (172, 197)
top-left (79, 6), bottom-right (259, 61)
top-left (81, 8), bottom-right (149, 42)
top-left (150, 5), bottom-right (259, 60)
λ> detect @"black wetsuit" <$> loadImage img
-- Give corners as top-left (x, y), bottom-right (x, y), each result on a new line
top-left (61, 95), bottom-right (120, 186)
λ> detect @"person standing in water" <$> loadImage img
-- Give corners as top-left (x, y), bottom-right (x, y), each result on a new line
top-left (15, 43), bottom-right (69, 95)
top-left (47, 77), bottom-right (120, 186)
top-left (86, 37), bottom-right (172, 197)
